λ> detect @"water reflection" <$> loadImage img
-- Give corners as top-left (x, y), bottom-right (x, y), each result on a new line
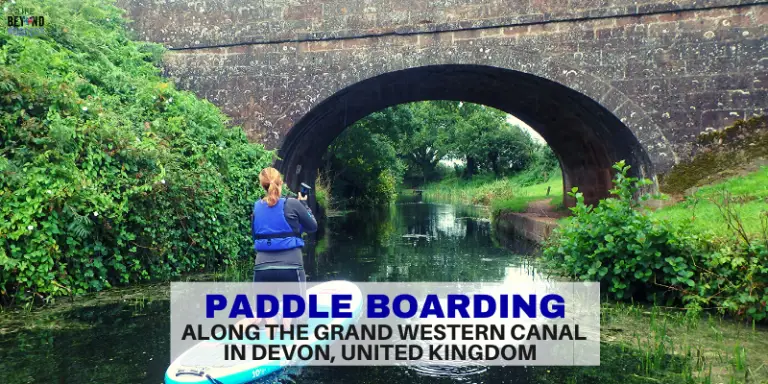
top-left (304, 201), bottom-right (532, 284)
top-left (0, 297), bottom-right (170, 384)
top-left (300, 201), bottom-right (545, 383)
top-left (0, 201), bottom-right (545, 384)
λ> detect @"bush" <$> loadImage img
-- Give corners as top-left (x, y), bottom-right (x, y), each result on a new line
top-left (544, 161), bottom-right (768, 321)
top-left (350, 170), bottom-right (398, 207)
top-left (374, 171), bottom-right (398, 203)
top-left (0, 0), bottom-right (273, 304)
top-left (543, 161), bottom-right (702, 302)
top-left (323, 121), bottom-right (404, 208)
top-left (689, 196), bottom-right (768, 320)
top-left (695, 240), bottom-right (768, 320)
top-left (433, 162), bottom-right (454, 180)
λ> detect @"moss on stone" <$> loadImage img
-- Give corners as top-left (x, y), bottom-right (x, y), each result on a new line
top-left (659, 116), bottom-right (768, 195)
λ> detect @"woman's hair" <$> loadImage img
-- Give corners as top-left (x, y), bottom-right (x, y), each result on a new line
top-left (259, 167), bottom-right (283, 207)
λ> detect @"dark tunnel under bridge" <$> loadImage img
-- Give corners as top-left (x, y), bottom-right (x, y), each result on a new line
top-left (276, 65), bottom-right (653, 207)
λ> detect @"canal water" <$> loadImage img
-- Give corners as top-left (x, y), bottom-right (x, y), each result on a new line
top-left (0, 198), bottom-right (592, 384)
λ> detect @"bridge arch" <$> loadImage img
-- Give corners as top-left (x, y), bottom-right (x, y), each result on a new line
top-left (276, 64), bottom-right (653, 207)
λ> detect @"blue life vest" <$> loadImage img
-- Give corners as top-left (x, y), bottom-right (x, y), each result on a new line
top-left (252, 198), bottom-right (304, 252)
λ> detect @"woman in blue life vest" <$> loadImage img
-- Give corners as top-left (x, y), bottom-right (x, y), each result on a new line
top-left (248, 167), bottom-right (317, 328)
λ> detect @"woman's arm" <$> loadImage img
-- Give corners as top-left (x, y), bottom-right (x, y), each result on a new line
top-left (285, 198), bottom-right (318, 233)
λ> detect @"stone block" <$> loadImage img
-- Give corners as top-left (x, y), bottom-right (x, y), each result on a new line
top-left (283, 4), bottom-right (322, 20)
top-left (753, 72), bottom-right (768, 89)
top-left (686, 91), bottom-right (729, 110)
top-left (306, 40), bottom-right (344, 52)
top-left (701, 109), bottom-right (747, 130)
top-left (706, 73), bottom-right (756, 91)
top-left (417, 32), bottom-right (453, 47)
top-left (729, 89), bottom-right (767, 109)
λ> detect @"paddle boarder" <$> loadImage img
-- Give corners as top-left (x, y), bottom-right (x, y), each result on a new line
top-left (247, 167), bottom-right (317, 328)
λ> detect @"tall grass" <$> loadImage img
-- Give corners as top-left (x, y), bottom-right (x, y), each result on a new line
top-left (315, 171), bottom-right (333, 212)
top-left (599, 301), bottom-right (768, 384)
top-left (421, 170), bottom-right (564, 214)
top-left (652, 166), bottom-right (768, 237)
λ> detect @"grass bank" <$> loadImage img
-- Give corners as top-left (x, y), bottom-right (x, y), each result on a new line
top-left (421, 163), bottom-right (767, 239)
top-left (659, 116), bottom-right (768, 195)
top-left (545, 161), bottom-right (768, 323)
top-left (650, 116), bottom-right (768, 238)
top-left (537, 301), bottom-right (768, 384)
top-left (421, 171), bottom-right (565, 215)
top-left (595, 302), bottom-right (768, 384)
top-left (538, 163), bottom-right (768, 383)
top-left (651, 165), bottom-right (768, 237)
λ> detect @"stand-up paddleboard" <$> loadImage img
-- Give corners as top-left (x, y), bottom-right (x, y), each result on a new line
top-left (165, 280), bottom-right (363, 384)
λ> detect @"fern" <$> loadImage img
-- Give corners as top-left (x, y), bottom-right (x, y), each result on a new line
top-left (65, 208), bottom-right (92, 239)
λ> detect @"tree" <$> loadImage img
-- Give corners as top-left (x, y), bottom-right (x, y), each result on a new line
top-left (438, 103), bottom-right (534, 178)
top-left (321, 115), bottom-right (405, 208)
top-left (321, 100), bottom-right (542, 207)
top-left (480, 125), bottom-right (535, 177)
top-left (399, 102), bottom-right (455, 183)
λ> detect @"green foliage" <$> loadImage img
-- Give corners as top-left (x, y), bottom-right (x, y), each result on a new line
top-left (544, 161), bottom-right (698, 301)
top-left (693, 231), bottom-right (768, 321)
top-left (653, 166), bottom-right (768, 237)
top-left (323, 100), bottom-right (541, 207)
top-left (544, 161), bottom-right (768, 321)
top-left (476, 124), bottom-right (534, 177)
top-left (422, 174), bottom-right (515, 205)
top-left (0, 0), bottom-right (273, 304)
top-left (682, 191), bottom-right (768, 321)
top-left (438, 102), bottom-right (535, 178)
top-left (314, 171), bottom-right (332, 212)
top-left (369, 170), bottom-right (398, 206)
top-left (322, 118), bottom-right (404, 208)
top-left (514, 145), bottom-right (560, 186)
top-left (421, 169), bottom-right (564, 214)
top-left (399, 102), bottom-right (454, 183)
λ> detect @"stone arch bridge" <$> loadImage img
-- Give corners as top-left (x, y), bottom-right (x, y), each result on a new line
top-left (117, 0), bottom-right (767, 205)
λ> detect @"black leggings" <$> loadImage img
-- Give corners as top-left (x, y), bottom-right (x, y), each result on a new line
top-left (252, 268), bottom-right (306, 284)
top-left (252, 268), bottom-right (307, 323)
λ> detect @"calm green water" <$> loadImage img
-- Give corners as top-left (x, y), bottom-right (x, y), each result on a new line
top-left (0, 198), bottom-right (668, 384)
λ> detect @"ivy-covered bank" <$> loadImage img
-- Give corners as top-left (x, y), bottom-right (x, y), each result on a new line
top-left (0, 0), bottom-right (274, 305)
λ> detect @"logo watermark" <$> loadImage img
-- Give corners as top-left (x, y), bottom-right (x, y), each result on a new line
top-left (6, 6), bottom-right (45, 36)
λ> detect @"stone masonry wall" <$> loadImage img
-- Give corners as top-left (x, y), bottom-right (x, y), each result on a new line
top-left (118, 0), bottom-right (765, 49)
top-left (116, 0), bottom-right (767, 177)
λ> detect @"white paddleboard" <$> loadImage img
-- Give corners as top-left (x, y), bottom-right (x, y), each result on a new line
top-left (165, 280), bottom-right (363, 384)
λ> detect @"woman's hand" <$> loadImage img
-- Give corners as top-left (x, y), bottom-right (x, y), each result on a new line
top-left (297, 192), bottom-right (307, 201)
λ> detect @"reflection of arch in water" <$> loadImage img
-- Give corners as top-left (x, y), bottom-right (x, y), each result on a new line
top-left (277, 64), bottom-right (653, 207)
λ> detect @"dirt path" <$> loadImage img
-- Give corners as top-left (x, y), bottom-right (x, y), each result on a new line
top-left (520, 198), bottom-right (569, 220)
